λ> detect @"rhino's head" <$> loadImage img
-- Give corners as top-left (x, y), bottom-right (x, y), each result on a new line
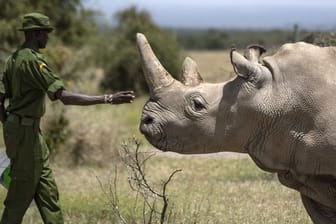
top-left (137, 33), bottom-right (273, 154)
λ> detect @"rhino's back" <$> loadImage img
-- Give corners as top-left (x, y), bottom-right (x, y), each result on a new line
top-left (265, 42), bottom-right (336, 84)
top-left (262, 42), bottom-right (336, 113)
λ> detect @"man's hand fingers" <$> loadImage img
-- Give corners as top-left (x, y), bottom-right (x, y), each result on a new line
top-left (117, 91), bottom-right (134, 96)
top-left (106, 91), bottom-right (135, 104)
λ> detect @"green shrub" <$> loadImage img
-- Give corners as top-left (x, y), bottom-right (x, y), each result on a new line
top-left (97, 7), bottom-right (181, 94)
top-left (43, 103), bottom-right (72, 157)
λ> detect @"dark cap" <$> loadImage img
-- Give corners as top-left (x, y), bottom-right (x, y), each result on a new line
top-left (19, 12), bottom-right (53, 32)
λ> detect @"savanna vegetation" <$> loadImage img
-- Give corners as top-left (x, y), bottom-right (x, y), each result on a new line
top-left (1, 0), bottom-right (336, 223)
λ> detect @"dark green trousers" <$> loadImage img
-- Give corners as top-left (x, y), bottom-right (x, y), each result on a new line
top-left (1, 114), bottom-right (63, 224)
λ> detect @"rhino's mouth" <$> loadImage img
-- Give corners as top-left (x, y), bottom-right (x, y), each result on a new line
top-left (139, 115), bottom-right (165, 149)
top-left (140, 105), bottom-right (185, 152)
top-left (140, 122), bottom-right (162, 142)
top-left (141, 130), bottom-right (180, 152)
top-left (139, 120), bottom-right (182, 152)
top-left (156, 138), bottom-right (183, 152)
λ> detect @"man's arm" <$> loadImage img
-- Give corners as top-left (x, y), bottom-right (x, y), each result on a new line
top-left (55, 90), bottom-right (135, 106)
top-left (0, 94), bottom-right (6, 123)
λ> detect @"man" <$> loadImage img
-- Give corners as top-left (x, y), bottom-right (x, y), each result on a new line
top-left (0, 12), bottom-right (135, 223)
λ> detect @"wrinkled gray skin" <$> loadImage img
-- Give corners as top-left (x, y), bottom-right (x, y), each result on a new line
top-left (136, 33), bottom-right (336, 223)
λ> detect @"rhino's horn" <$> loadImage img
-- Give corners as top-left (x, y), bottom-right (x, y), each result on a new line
top-left (136, 33), bottom-right (175, 94)
top-left (181, 57), bottom-right (203, 86)
top-left (230, 48), bottom-right (259, 79)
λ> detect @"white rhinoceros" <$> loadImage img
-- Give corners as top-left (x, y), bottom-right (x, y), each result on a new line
top-left (136, 33), bottom-right (336, 223)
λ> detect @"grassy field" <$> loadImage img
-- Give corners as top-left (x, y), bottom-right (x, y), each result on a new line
top-left (183, 50), bottom-right (235, 83)
top-left (0, 50), bottom-right (312, 223)
top-left (0, 155), bottom-right (310, 224)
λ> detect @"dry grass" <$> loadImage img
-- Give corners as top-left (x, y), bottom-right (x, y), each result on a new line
top-left (0, 154), bottom-right (310, 223)
top-left (183, 50), bottom-right (235, 82)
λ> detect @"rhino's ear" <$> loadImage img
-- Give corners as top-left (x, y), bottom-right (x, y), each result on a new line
top-left (181, 57), bottom-right (203, 86)
top-left (244, 44), bottom-right (266, 63)
top-left (230, 48), bottom-right (259, 79)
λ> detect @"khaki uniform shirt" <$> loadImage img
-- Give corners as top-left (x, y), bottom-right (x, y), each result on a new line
top-left (0, 43), bottom-right (64, 118)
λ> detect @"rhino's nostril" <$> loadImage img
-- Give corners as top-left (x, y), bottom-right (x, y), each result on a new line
top-left (143, 115), bottom-right (154, 125)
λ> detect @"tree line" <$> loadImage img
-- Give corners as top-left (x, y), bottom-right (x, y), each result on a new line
top-left (1, 1), bottom-right (335, 94)
top-left (0, 1), bottom-right (181, 94)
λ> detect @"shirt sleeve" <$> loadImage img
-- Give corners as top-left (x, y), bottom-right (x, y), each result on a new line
top-left (25, 56), bottom-right (65, 101)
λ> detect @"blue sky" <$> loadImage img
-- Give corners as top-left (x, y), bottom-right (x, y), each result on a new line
top-left (84, 0), bottom-right (336, 30)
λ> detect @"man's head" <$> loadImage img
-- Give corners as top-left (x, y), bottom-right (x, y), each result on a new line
top-left (19, 13), bottom-right (53, 49)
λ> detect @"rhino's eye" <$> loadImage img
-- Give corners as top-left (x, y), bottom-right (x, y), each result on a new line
top-left (184, 94), bottom-right (208, 118)
top-left (192, 98), bottom-right (206, 111)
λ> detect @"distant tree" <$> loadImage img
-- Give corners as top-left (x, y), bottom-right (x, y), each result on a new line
top-left (0, 1), bottom-right (24, 66)
top-left (0, 0), bottom-right (98, 155)
top-left (0, 0), bottom-right (97, 72)
top-left (293, 24), bottom-right (300, 42)
top-left (203, 29), bottom-right (229, 49)
top-left (98, 6), bottom-right (181, 94)
top-left (0, 0), bottom-right (97, 50)
top-left (177, 29), bottom-right (229, 50)
top-left (303, 32), bottom-right (336, 46)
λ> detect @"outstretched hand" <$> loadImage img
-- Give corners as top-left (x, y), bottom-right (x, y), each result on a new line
top-left (106, 91), bottom-right (135, 104)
